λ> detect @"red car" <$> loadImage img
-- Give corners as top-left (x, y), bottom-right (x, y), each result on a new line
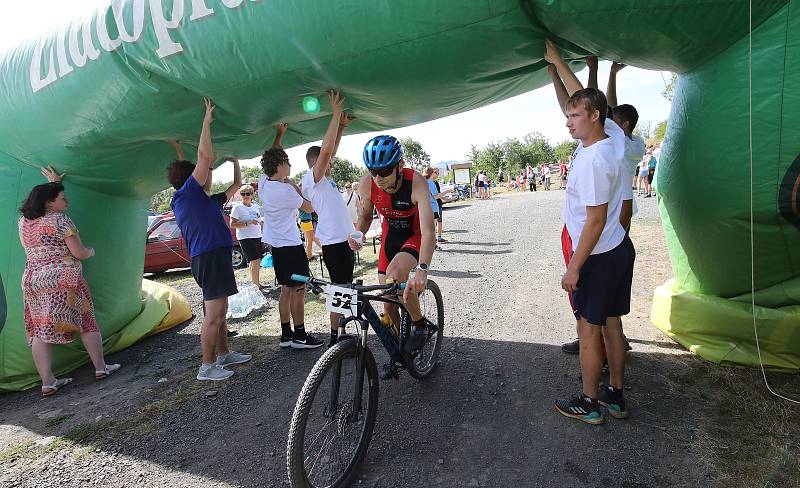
top-left (144, 213), bottom-right (245, 274)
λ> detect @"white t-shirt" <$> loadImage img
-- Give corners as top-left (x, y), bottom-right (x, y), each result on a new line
top-left (343, 191), bottom-right (359, 223)
top-left (564, 128), bottom-right (627, 255)
top-left (258, 175), bottom-right (303, 247)
top-left (230, 202), bottom-right (262, 240)
top-left (576, 119), bottom-right (632, 201)
top-left (625, 135), bottom-right (646, 176)
top-left (301, 171), bottom-right (353, 245)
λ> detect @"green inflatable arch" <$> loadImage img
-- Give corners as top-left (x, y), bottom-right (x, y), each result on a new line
top-left (1, 0), bottom-right (798, 390)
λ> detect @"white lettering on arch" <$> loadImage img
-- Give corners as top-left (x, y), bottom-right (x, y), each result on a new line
top-left (69, 16), bottom-right (101, 68)
top-left (150, 0), bottom-right (186, 58)
top-left (190, 0), bottom-right (215, 20)
top-left (30, 39), bottom-right (58, 93)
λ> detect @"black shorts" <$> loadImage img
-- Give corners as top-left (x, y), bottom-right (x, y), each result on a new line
top-left (322, 241), bottom-right (355, 284)
top-left (191, 246), bottom-right (238, 301)
top-left (572, 235), bottom-right (635, 326)
top-left (433, 211), bottom-right (442, 222)
top-left (271, 244), bottom-right (310, 287)
top-left (647, 168), bottom-right (655, 184)
top-left (239, 238), bottom-right (264, 262)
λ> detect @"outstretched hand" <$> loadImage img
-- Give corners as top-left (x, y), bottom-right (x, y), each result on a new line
top-left (610, 62), bottom-right (626, 74)
top-left (584, 56), bottom-right (598, 71)
top-left (340, 112), bottom-right (355, 127)
top-left (203, 97), bottom-right (215, 122)
top-left (327, 90), bottom-right (345, 114)
top-left (41, 165), bottom-right (65, 183)
top-left (544, 38), bottom-right (561, 65)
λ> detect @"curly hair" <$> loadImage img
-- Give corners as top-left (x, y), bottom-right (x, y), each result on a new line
top-left (167, 160), bottom-right (195, 190)
top-left (261, 147), bottom-right (289, 177)
top-left (20, 182), bottom-right (64, 220)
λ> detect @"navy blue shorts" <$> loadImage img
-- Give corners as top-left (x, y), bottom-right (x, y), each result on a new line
top-left (191, 246), bottom-right (238, 301)
top-left (572, 235), bottom-right (635, 326)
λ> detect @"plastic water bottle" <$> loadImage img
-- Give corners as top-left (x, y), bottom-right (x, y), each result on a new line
top-left (226, 284), bottom-right (267, 319)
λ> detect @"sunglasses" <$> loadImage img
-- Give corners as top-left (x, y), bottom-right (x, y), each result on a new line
top-left (369, 166), bottom-right (395, 178)
top-left (240, 192), bottom-right (252, 196)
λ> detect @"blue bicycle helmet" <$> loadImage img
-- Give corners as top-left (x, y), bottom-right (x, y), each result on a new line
top-left (363, 135), bottom-right (403, 170)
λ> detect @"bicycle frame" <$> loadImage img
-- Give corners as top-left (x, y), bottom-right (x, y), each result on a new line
top-left (300, 276), bottom-right (408, 424)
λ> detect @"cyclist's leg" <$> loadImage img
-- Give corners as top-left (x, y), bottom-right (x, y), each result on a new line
top-left (385, 252), bottom-right (420, 321)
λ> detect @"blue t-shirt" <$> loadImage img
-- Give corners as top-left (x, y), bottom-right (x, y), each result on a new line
top-left (171, 176), bottom-right (232, 257)
top-left (426, 178), bottom-right (440, 212)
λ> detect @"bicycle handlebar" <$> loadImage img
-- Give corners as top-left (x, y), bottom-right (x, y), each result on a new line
top-left (291, 274), bottom-right (406, 291)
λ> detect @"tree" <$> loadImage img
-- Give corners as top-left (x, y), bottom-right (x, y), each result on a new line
top-left (330, 157), bottom-right (365, 188)
top-left (654, 120), bottom-right (668, 142)
top-left (241, 165), bottom-right (262, 183)
top-left (292, 170), bottom-right (306, 185)
top-left (521, 132), bottom-right (554, 167)
top-left (399, 137), bottom-right (430, 171)
top-left (634, 120), bottom-right (653, 140)
top-left (150, 188), bottom-right (175, 213)
top-left (662, 73), bottom-right (677, 101)
top-left (553, 139), bottom-right (578, 163)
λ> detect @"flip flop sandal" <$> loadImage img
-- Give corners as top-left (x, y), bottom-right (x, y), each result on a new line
top-left (42, 377), bottom-right (73, 397)
top-left (95, 363), bottom-right (121, 380)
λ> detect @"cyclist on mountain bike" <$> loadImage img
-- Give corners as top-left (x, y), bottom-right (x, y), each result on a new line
top-left (349, 135), bottom-right (436, 377)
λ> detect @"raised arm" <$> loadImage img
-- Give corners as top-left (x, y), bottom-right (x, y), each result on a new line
top-left (191, 97), bottom-right (215, 187)
top-left (222, 157), bottom-right (242, 200)
top-left (586, 56), bottom-right (598, 89)
top-left (313, 90), bottom-right (345, 183)
top-left (272, 123), bottom-right (287, 148)
top-left (606, 62), bottom-right (626, 108)
top-left (332, 112), bottom-right (353, 158)
top-left (544, 39), bottom-right (584, 95)
top-left (168, 140), bottom-right (186, 161)
top-left (547, 64), bottom-right (570, 116)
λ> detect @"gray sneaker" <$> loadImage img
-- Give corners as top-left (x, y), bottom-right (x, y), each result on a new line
top-left (197, 364), bottom-right (234, 381)
top-left (216, 351), bottom-right (252, 367)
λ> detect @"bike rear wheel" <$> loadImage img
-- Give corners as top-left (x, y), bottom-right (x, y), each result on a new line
top-left (287, 339), bottom-right (379, 488)
top-left (405, 279), bottom-right (445, 379)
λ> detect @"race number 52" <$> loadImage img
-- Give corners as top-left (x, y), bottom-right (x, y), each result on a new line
top-left (326, 285), bottom-right (358, 316)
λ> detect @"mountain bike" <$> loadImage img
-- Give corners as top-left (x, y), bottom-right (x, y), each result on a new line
top-left (286, 274), bottom-right (444, 488)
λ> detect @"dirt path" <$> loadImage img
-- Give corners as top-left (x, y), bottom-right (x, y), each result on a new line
top-left (1, 191), bottom-right (796, 487)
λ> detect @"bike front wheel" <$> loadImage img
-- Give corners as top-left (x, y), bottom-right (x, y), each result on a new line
top-left (287, 338), bottom-right (379, 488)
top-left (406, 279), bottom-right (445, 379)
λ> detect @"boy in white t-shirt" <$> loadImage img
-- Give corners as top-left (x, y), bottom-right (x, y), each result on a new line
top-left (301, 91), bottom-right (356, 347)
top-left (545, 39), bottom-right (636, 424)
top-left (259, 125), bottom-right (323, 350)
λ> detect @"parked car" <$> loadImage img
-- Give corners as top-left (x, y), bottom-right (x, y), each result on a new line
top-left (439, 183), bottom-right (461, 204)
top-left (144, 213), bottom-right (245, 274)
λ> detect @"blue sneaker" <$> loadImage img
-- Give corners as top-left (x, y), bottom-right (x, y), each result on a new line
top-left (554, 395), bottom-right (605, 425)
top-left (598, 385), bottom-right (629, 419)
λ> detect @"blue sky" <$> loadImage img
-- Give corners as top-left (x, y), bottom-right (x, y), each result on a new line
top-left (1, 1), bottom-right (674, 181)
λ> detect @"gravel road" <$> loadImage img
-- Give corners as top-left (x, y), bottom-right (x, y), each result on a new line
top-left (1, 191), bottom-right (718, 487)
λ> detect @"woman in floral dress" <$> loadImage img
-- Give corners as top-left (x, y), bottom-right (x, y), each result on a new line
top-left (19, 167), bottom-right (120, 396)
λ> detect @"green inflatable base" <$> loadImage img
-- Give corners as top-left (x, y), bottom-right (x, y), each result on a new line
top-left (651, 279), bottom-right (800, 373)
top-left (0, 280), bottom-right (191, 392)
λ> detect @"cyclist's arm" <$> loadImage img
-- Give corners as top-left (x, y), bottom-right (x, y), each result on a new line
top-left (410, 172), bottom-right (436, 267)
top-left (354, 173), bottom-right (374, 234)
